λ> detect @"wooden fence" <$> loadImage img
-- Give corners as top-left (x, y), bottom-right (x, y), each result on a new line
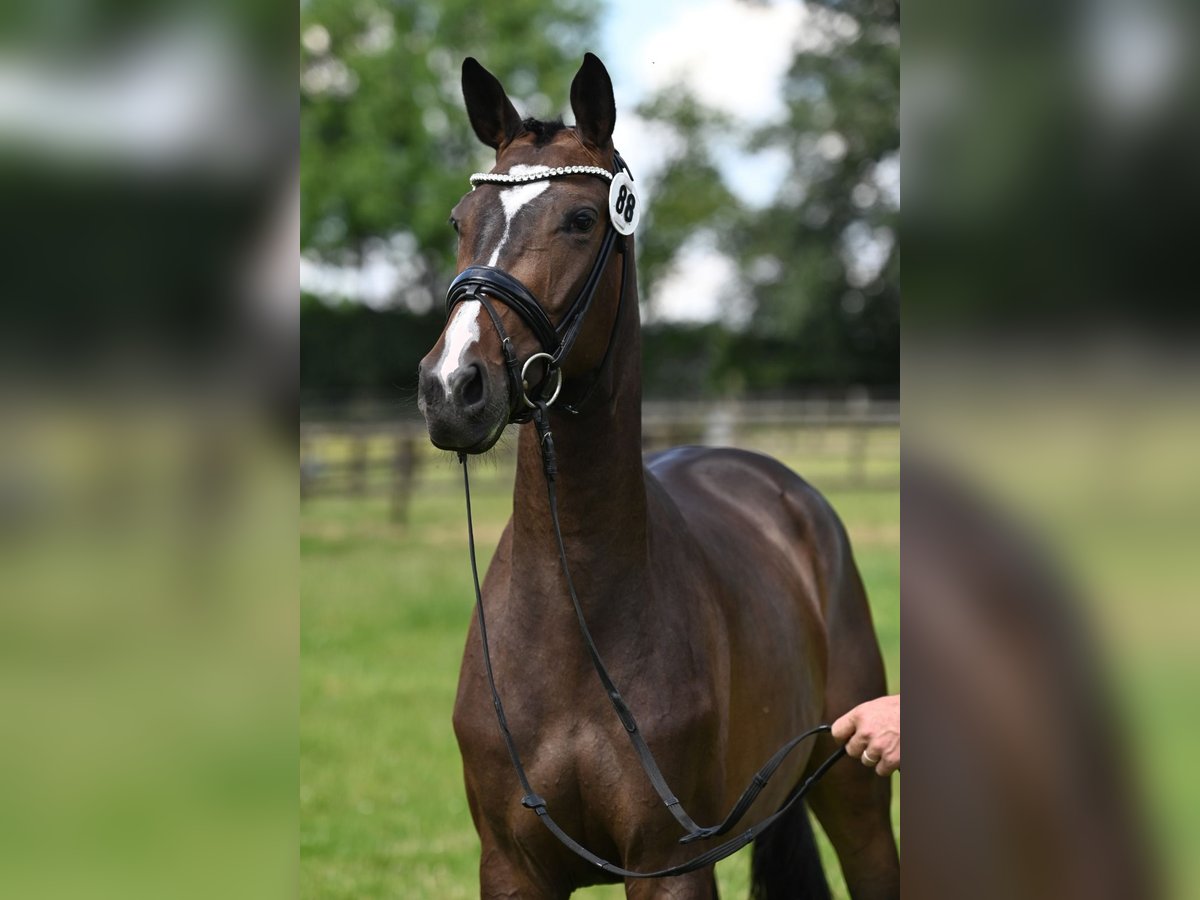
top-left (300, 399), bottom-right (899, 521)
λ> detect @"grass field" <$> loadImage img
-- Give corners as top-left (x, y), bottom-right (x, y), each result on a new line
top-left (301, 437), bottom-right (899, 898)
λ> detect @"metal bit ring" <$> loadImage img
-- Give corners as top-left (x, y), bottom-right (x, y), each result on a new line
top-left (520, 352), bottom-right (564, 409)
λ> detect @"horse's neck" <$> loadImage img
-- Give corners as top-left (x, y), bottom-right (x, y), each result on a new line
top-left (511, 391), bottom-right (647, 561)
top-left (509, 282), bottom-right (648, 600)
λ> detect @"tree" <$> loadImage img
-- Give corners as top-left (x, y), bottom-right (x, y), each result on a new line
top-left (633, 89), bottom-right (740, 310)
top-left (636, 0), bottom-right (899, 392)
top-left (735, 0), bottom-right (899, 389)
top-left (300, 0), bottom-right (598, 307)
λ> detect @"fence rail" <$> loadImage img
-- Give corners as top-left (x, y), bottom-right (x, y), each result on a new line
top-left (300, 400), bottom-right (899, 520)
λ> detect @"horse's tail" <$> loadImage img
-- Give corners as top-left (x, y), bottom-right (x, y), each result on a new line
top-left (749, 799), bottom-right (830, 900)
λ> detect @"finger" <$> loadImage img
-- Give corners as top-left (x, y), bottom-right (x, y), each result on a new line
top-left (844, 735), bottom-right (869, 759)
top-left (860, 749), bottom-right (879, 767)
top-left (831, 713), bottom-right (856, 743)
top-left (876, 756), bottom-right (898, 777)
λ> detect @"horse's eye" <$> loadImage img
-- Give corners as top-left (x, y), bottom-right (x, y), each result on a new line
top-left (570, 210), bottom-right (597, 233)
top-left (448, 216), bottom-right (460, 234)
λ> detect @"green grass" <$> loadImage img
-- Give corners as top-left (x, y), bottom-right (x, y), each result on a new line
top-left (301, 445), bottom-right (899, 898)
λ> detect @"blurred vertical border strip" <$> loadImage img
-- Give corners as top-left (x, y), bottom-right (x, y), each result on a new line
top-left (0, 1), bottom-right (297, 898)
top-left (905, 0), bottom-right (1199, 896)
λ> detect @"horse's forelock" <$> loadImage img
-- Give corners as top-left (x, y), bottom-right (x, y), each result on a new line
top-left (504, 119), bottom-right (608, 168)
top-left (519, 117), bottom-right (566, 146)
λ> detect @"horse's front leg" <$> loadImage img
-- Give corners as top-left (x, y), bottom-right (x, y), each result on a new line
top-left (624, 870), bottom-right (719, 900)
top-left (477, 836), bottom-right (570, 900)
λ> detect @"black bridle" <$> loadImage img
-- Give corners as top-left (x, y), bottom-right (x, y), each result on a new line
top-left (449, 150), bottom-right (847, 878)
top-left (444, 153), bottom-right (631, 424)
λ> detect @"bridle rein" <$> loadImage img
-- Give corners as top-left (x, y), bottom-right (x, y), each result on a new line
top-left (448, 150), bottom-right (847, 879)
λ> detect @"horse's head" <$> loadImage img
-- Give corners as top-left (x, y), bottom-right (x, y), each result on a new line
top-left (418, 53), bottom-right (632, 453)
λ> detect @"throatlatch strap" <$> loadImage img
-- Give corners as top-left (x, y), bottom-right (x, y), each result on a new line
top-left (457, 452), bottom-right (847, 878)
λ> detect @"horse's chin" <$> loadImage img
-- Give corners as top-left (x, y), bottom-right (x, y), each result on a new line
top-left (419, 381), bottom-right (510, 454)
top-left (426, 416), bottom-right (507, 455)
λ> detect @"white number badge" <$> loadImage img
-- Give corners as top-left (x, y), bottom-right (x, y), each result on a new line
top-left (608, 172), bottom-right (641, 236)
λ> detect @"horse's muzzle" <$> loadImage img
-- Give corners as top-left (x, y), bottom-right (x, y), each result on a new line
top-left (417, 355), bottom-right (508, 453)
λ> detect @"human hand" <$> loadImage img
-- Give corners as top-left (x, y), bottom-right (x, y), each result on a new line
top-left (831, 694), bottom-right (900, 776)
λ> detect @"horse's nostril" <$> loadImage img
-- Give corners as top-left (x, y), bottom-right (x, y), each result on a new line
top-left (462, 367), bottom-right (484, 407)
top-left (452, 364), bottom-right (485, 410)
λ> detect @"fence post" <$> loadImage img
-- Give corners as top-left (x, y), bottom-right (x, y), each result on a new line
top-left (390, 436), bottom-right (418, 524)
top-left (848, 424), bottom-right (869, 488)
top-left (350, 434), bottom-right (368, 496)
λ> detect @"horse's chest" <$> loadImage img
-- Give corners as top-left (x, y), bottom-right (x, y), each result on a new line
top-left (463, 713), bottom-right (652, 853)
top-left (453, 566), bottom-right (722, 847)
top-left (456, 672), bottom-right (624, 787)
top-left (455, 648), bottom-right (718, 841)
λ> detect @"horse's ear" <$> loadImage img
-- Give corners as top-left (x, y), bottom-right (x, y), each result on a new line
top-left (461, 57), bottom-right (523, 151)
top-left (570, 52), bottom-right (615, 150)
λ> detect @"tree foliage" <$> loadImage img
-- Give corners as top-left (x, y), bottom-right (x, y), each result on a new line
top-left (638, 0), bottom-right (899, 392)
top-left (300, 0), bottom-right (597, 297)
top-left (300, 294), bottom-right (444, 404)
top-left (633, 90), bottom-right (740, 303)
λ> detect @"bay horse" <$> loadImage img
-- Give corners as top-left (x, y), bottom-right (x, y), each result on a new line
top-left (417, 53), bottom-right (898, 899)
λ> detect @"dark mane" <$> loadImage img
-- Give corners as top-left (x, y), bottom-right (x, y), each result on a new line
top-left (520, 117), bottom-right (567, 146)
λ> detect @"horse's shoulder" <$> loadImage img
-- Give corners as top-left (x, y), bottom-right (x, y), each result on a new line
top-left (644, 444), bottom-right (844, 546)
top-left (647, 443), bottom-right (773, 474)
top-left (645, 444), bottom-right (817, 500)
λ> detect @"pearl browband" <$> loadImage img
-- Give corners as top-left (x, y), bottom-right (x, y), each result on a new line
top-left (469, 165), bottom-right (614, 187)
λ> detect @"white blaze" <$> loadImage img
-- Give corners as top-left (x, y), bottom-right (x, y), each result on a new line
top-left (435, 299), bottom-right (482, 398)
top-left (485, 165), bottom-right (553, 266)
top-left (434, 166), bottom-right (554, 398)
